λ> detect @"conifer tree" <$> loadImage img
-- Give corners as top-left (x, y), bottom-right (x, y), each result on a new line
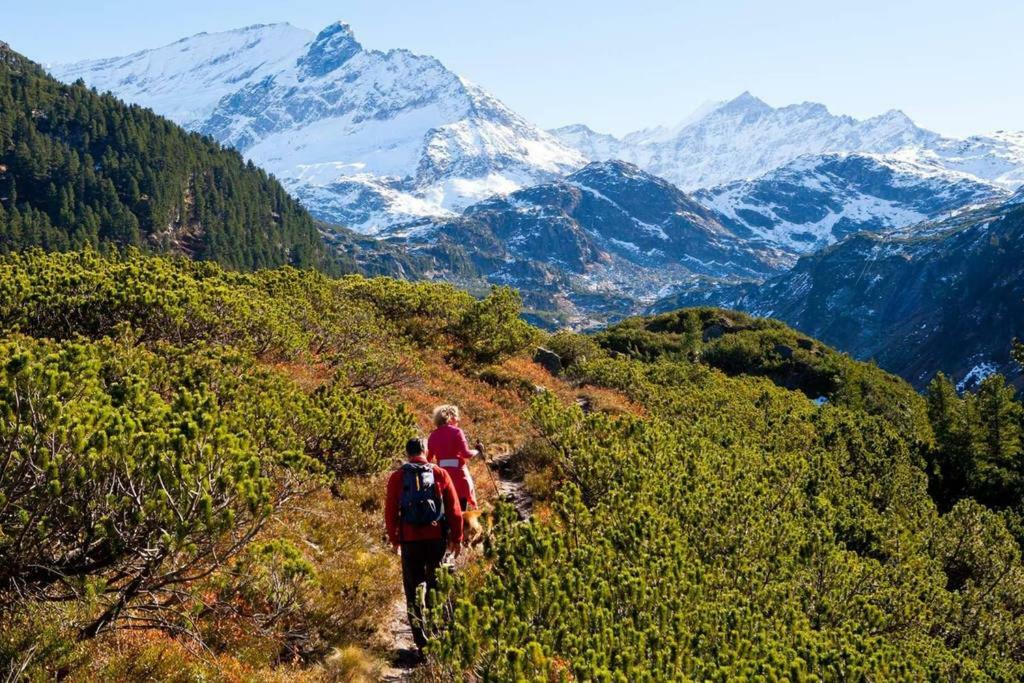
top-left (972, 375), bottom-right (1024, 503)
top-left (926, 373), bottom-right (976, 508)
top-left (0, 42), bottom-right (336, 273)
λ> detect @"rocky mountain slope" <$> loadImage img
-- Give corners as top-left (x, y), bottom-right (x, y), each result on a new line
top-left (54, 22), bottom-right (585, 233)
top-left (697, 152), bottom-right (1007, 253)
top-left (552, 92), bottom-right (1024, 192)
top-left (654, 191), bottom-right (1024, 389)
top-left (378, 160), bottom-right (787, 326)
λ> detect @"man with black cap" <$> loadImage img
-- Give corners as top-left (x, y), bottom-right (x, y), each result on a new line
top-left (384, 437), bottom-right (463, 656)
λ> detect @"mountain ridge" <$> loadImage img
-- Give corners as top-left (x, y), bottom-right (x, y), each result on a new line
top-left (377, 160), bottom-right (787, 326)
top-left (551, 92), bottom-right (1024, 191)
top-left (653, 192), bottom-right (1024, 389)
top-left (696, 151), bottom-right (1008, 253)
top-left (54, 22), bottom-right (586, 234)
top-left (0, 41), bottom-right (335, 271)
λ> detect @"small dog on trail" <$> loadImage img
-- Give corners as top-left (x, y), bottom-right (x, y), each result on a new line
top-left (462, 507), bottom-right (491, 549)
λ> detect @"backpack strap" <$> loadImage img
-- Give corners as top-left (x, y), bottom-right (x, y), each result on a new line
top-left (398, 463), bottom-right (418, 544)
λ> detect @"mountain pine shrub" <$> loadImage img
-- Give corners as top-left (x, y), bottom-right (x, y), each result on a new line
top-left (428, 327), bottom-right (1024, 680)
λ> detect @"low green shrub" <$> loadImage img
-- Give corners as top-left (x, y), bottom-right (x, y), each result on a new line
top-left (429, 346), bottom-right (1024, 680)
top-left (448, 286), bottom-right (539, 365)
top-left (0, 334), bottom-right (320, 637)
top-left (307, 383), bottom-right (415, 478)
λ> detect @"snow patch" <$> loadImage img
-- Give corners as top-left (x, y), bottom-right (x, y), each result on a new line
top-left (957, 362), bottom-right (998, 392)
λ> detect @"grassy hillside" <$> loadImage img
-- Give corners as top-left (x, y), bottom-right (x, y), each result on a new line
top-left (1, 250), bottom-right (1023, 681)
top-left (432, 318), bottom-right (1024, 680)
top-left (596, 307), bottom-right (931, 442)
top-left (0, 43), bottom-right (333, 272)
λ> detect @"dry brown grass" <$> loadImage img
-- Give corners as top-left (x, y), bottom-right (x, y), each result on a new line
top-left (574, 385), bottom-right (646, 418)
top-left (270, 360), bottom-right (335, 392)
top-left (66, 348), bottom-right (633, 680)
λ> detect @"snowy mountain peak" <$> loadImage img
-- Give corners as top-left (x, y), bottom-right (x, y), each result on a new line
top-left (556, 123), bottom-right (600, 136)
top-left (552, 92), bottom-right (1024, 192)
top-left (298, 21), bottom-right (361, 77)
top-left (54, 21), bottom-right (585, 233)
top-left (731, 90), bottom-right (761, 103)
top-left (571, 158), bottom-right (644, 178)
top-left (875, 109), bottom-right (915, 124)
top-left (568, 160), bottom-right (676, 194)
top-left (779, 100), bottom-right (832, 119)
top-left (716, 91), bottom-right (772, 117)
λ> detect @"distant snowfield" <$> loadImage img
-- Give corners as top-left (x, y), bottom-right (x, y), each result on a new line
top-left (896, 132), bottom-right (1024, 190)
top-left (957, 361), bottom-right (999, 392)
top-left (696, 152), bottom-right (1009, 254)
top-left (248, 105), bottom-right (449, 179)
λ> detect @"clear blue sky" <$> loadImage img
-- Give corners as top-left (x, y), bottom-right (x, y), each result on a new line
top-left (4, 0), bottom-right (1022, 138)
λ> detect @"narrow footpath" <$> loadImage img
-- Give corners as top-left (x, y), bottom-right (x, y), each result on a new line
top-left (380, 446), bottom-right (533, 679)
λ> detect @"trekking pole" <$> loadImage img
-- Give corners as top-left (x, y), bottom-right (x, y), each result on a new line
top-left (477, 439), bottom-right (502, 497)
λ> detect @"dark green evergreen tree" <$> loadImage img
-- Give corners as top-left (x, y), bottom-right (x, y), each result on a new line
top-left (0, 43), bottom-right (335, 272)
top-left (926, 373), bottom-right (976, 509)
top-left (972, 375), bottom-right (1024, 503)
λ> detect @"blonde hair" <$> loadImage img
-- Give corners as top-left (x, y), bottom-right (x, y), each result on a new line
top-left (432, 404), bottom-right (460, 427)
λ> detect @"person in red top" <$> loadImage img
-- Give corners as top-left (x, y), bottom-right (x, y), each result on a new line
top-left (384, 438), bottom-right (462, 654)
top-left (427, 404), bottom-right (480, 510)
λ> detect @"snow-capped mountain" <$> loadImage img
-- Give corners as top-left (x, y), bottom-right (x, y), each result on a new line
top-left (552, 124), bottom-right (625, 163)
top-left (378, 160), bottom-right (788, 326)
top-left (551, 92), bottom-right (1024, 192)
top-left (53, 23), bottom-right (312, 130)
top-left (53, 22), bottom-right (585, 233)
top-left (654, 194), bottom-right (1024, 389)
top-left (697, 152), bottom-right (1007, 253)
top-left (906, 130), bottom-right (1024, 190)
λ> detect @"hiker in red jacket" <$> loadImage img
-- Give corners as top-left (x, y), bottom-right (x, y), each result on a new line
top-left (427, 404), bottom-right (480, 510)
top-left (384, 438), bottom-right (463, 655)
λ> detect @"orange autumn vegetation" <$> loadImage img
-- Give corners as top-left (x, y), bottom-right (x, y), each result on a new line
top-left (0, 251), bottom-right (567, 680)
top-left (76, 350), bottom-right (630, 681)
